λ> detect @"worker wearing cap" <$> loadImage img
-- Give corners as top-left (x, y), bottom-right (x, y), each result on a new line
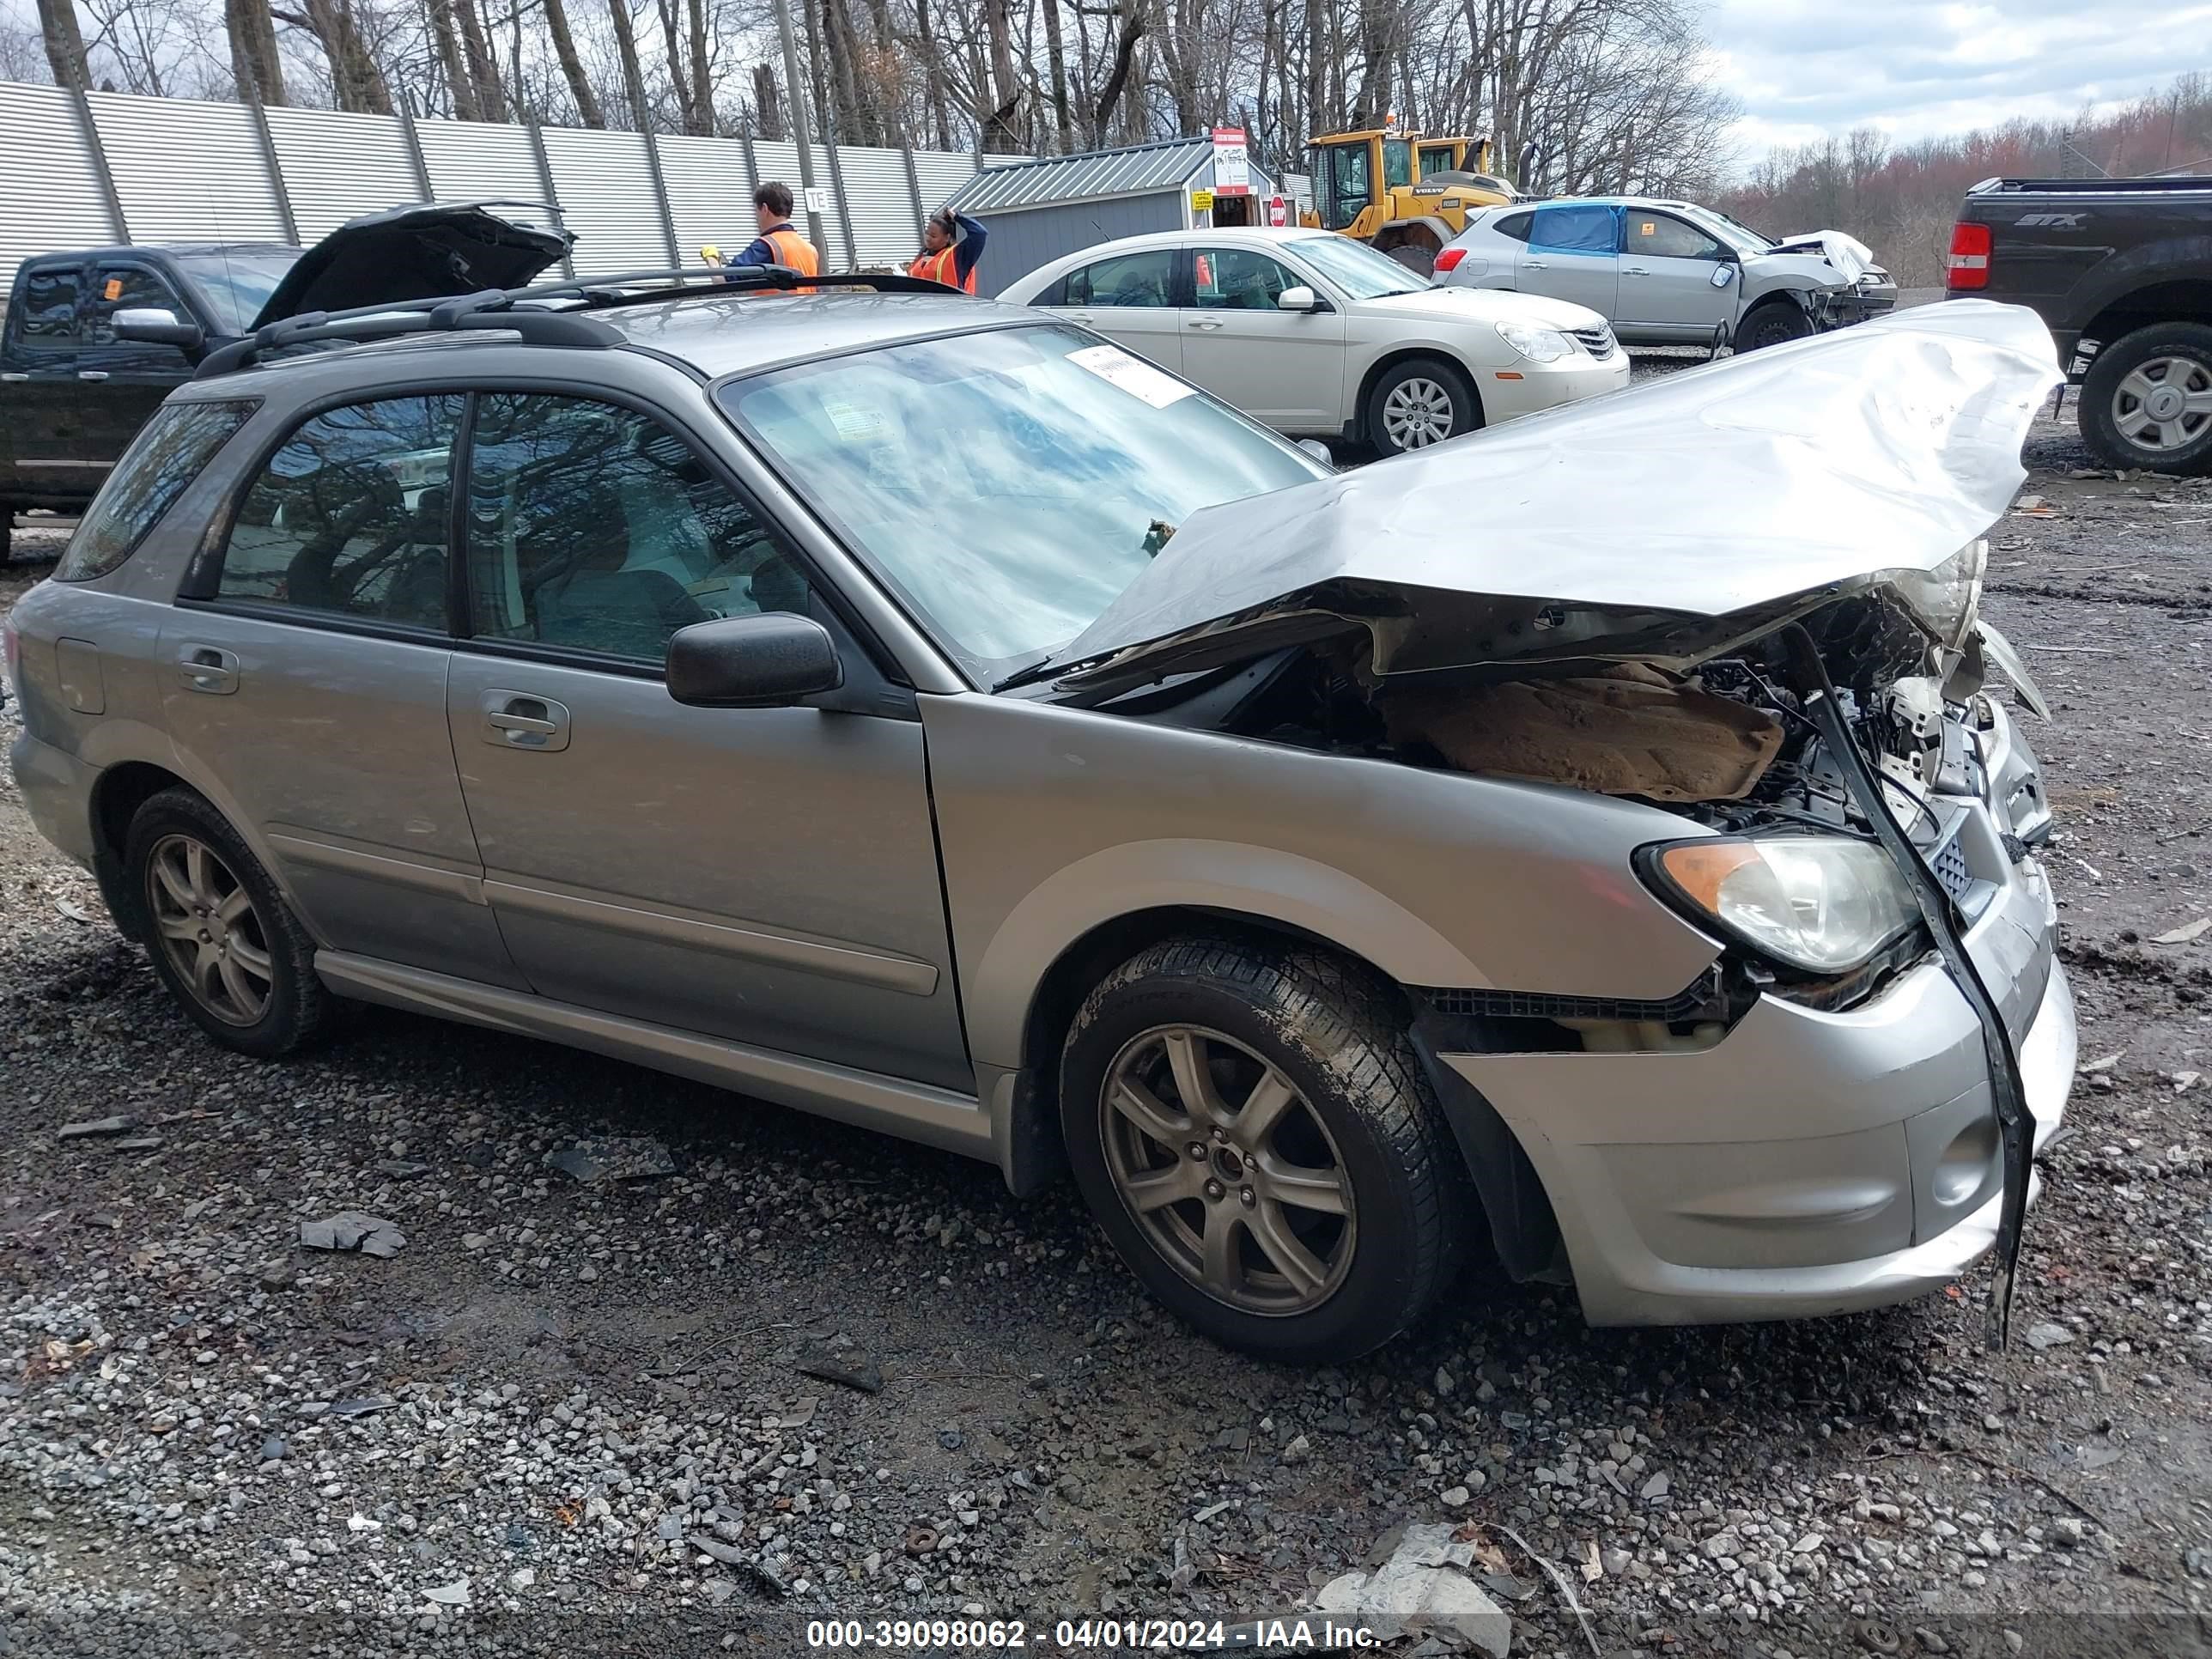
top-left (909, 208), bottom-right (988, 295)
top-left (708, 183), bottom-right (820, 290)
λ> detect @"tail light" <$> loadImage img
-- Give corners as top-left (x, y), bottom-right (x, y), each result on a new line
top-left (1432, 246), bottom-right (1467, 274)
top-left (1946, 222), bottom-right (1990, 290)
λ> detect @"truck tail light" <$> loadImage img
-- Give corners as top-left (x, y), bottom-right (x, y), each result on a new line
top-left (1946, 222), bottom-right (1990, 290)
top-left (1431, 247), bottom-right (1466, 274)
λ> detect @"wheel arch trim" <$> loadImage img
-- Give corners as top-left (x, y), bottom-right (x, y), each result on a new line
top-left (965, 837), bottom-right (1490, 1073)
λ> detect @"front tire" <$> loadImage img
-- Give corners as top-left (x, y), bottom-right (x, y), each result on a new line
top-left (2080, 322), bottom-right (2212, 474)
top-left (1365, 356), bottom-right (1480, 456)
top-left (125, 787), bottom-right (333, 1058)
top-left (1060, 937), bottom-right (1470, 1361)
top-left (1735, 300), bottom-right (1812, 351)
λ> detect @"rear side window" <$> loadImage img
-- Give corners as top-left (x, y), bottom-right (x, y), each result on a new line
top-left (1065, 249), bottom-right (1175, 308)
top-left (1529, 204), bottom-right (1619, 255)
top-left (216, 395), bottom-right (463, 629)
top-left (13, 265), bottom-right (82, 349)
top-left (1492, 211), bottom-right (1534, 243)
top-left (54, 400), bottom-right (256, 582)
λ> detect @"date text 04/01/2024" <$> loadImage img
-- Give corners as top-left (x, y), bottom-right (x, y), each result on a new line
top-left (804, 1618), bottom-right (1387, 1650)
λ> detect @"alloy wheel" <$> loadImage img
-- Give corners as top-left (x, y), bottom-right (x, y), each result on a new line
top-left (1381, 378), bottom-right (1456, 449)
top-left (2112, 355), bottom-right (2212, 454)
top-left (145, 833), bottom-right (273, 1027)
top-left (1100, 1024), bottom-right (1358, 1316)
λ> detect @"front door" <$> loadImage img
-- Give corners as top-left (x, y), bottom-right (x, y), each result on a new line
top-left (1616, 208), bottom-right (1739, 342)
top-left (164, 392), bottom-right (523, 989)
top-left (1179, 245), bottom-right (1345, 431)
top-left (1047, 246), bottom-right (1184, 373)
top-left (442, 390), bottom-right (970, 1090)
top-left (79, 260), bottom-right (200, 460)
top-left (0, 261), bottom-right (100, 489)
top-left (1516, 204), bottom-right (1621, 318)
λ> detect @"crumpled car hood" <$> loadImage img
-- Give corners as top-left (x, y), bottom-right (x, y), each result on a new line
top-left (1769, 228), bottom-right (1881, 280)
top-left (248, 201), bottom-right (573, 331)
top-left (1053, 300), bottom-right (2061, 691)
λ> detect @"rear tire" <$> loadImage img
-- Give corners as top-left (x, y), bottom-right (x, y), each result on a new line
top-left (2080, 321), bottom-right (2212, 475)
top-left (125, 787), bottom-right (334, 1059)
top-left (1060, 937), bottom-right (1470, 1362)
top-left (1365, 356), bottom-right (1480, 456)
top-left (1735, 300), bottom-right (1812, 351)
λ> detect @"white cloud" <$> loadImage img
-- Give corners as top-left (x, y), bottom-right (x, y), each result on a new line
top-left (1707, 1), bottom-right (2212, 156)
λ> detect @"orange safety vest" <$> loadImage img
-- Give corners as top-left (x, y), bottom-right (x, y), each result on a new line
top-left (909, 246), bottom-right (976, 295)
top-left (763, 227), bottom-right (820, 291)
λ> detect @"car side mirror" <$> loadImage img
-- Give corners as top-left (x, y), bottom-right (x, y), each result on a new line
top-left (665, 612), bottom-right (844, 708)
top-left (1276, 285), bottom-right (1321, 313)
top-left (1296, 438), bottom-right (1334, 466)
top-left (1709, 264), bottom-right (1735, 288)
top-left (112, 307), bottom-right (205, 355)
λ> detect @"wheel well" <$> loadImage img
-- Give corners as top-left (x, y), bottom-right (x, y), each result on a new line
top-left (2079, 279), bottom-right (2212, 350)
top-left (88, 762), bottom-right (191, 941)
top-left (1352, 348), bottom-right (1485, 439)
top-left (1020, 908), bottom-right (1408, 1084)
top-left (1372, 222), bottom-right (1444, 254)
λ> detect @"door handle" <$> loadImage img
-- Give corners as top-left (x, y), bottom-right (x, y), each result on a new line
top-left (1522, 259), bottom-right (1548, 270)
top-left (176, 644), bottom-right (240, 695)
top-left (480, 690), bottom-right (571, 752)
top-left (0, 372), bottom-right (27, 382)
top-left (78, 370), bottom-right (110, 381)
top-left (1623, 264), bottom-right (1649, 276)
top-left (1187, 319), bottom-right (1225, 331)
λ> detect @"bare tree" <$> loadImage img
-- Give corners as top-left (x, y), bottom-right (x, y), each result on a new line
top-left (544, 0), bottom-right (606, 124)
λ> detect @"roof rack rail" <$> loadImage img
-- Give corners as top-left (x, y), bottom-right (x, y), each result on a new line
top-left (193, 264), bottom-right (957, 380)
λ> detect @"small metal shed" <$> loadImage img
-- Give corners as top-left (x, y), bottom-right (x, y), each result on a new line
top-left (940, 137), bottom-right (1281, 295)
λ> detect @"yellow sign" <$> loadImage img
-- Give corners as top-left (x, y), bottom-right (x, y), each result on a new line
top-left (1191, 189), bottom-right (1215, 213)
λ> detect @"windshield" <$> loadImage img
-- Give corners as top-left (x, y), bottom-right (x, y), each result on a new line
top-left (1681, 205), bottom-right (1772, 256)
top-left (172, 252), bottom-right (301, 332)
top-left (1285, 234), bottom-right (1426, 298)
top-left (717, 325), bottom-right (1325, 679)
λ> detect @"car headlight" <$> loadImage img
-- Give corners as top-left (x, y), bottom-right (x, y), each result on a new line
top-left (1492, 319), bottom-right (1574, 363)
top-left (1641, 836), bottom-right (1921, 974)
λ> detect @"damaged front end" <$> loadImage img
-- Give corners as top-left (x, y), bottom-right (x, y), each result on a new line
top-left (1020, 301), bottom-right (2069, 1336)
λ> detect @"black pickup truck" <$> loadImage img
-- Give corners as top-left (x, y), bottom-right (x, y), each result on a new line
top-left (1, 204), bottom-right (569, 558)
top-left (1948, 175), bottom-right (2212, 473)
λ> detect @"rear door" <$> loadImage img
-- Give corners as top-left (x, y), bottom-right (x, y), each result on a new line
top-left (1039, 247), bottom-right (1184, 373)
top-left (1177, 244), bottom-right (1345, 430)
top-left (1, 261), bottom-right (100, 489)
top-left (1516, 204), bottom-right (1620, 318)
top-left (164, 391), bottom-right (523, 989)
top-left (441, 388), bottom-right (970, 1090)
top-left (80, 260), bottom-right (201, 459)
top-left (1617, 208), bottom-right (1737, 341)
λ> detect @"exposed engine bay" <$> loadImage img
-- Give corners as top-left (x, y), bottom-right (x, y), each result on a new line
top-left (1080, 572), bottom-right (2052, 1043)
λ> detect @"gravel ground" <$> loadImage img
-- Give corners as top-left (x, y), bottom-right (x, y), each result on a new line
top-left (3, 383), bottom-right (2211, 1659)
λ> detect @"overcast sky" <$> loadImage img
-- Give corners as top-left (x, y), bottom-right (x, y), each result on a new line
top-left (1709, 1), bottom-right (2212, 158)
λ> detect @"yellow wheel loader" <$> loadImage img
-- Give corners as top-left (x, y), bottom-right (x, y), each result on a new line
top-left (1299, 131), bottom-right (1518, 276)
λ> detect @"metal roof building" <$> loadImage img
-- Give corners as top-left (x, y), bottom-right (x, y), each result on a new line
top-left (939, 137), bottom-right (1281, 295)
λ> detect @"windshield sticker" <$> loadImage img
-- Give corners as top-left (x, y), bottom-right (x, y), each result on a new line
top-left (1066, 343), bottom-right (1194, 409)
top-left (823, 399), bottom-right (887, 442)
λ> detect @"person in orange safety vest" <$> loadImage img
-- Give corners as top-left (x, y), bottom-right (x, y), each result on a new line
top-left (908, 208), bottom-right (988, 294)
top-left (707, 182), bottom-right (820, 290)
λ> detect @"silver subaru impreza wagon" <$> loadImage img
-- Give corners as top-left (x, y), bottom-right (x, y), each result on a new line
top-left (4, 269), bottom-right (2075, 1359)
